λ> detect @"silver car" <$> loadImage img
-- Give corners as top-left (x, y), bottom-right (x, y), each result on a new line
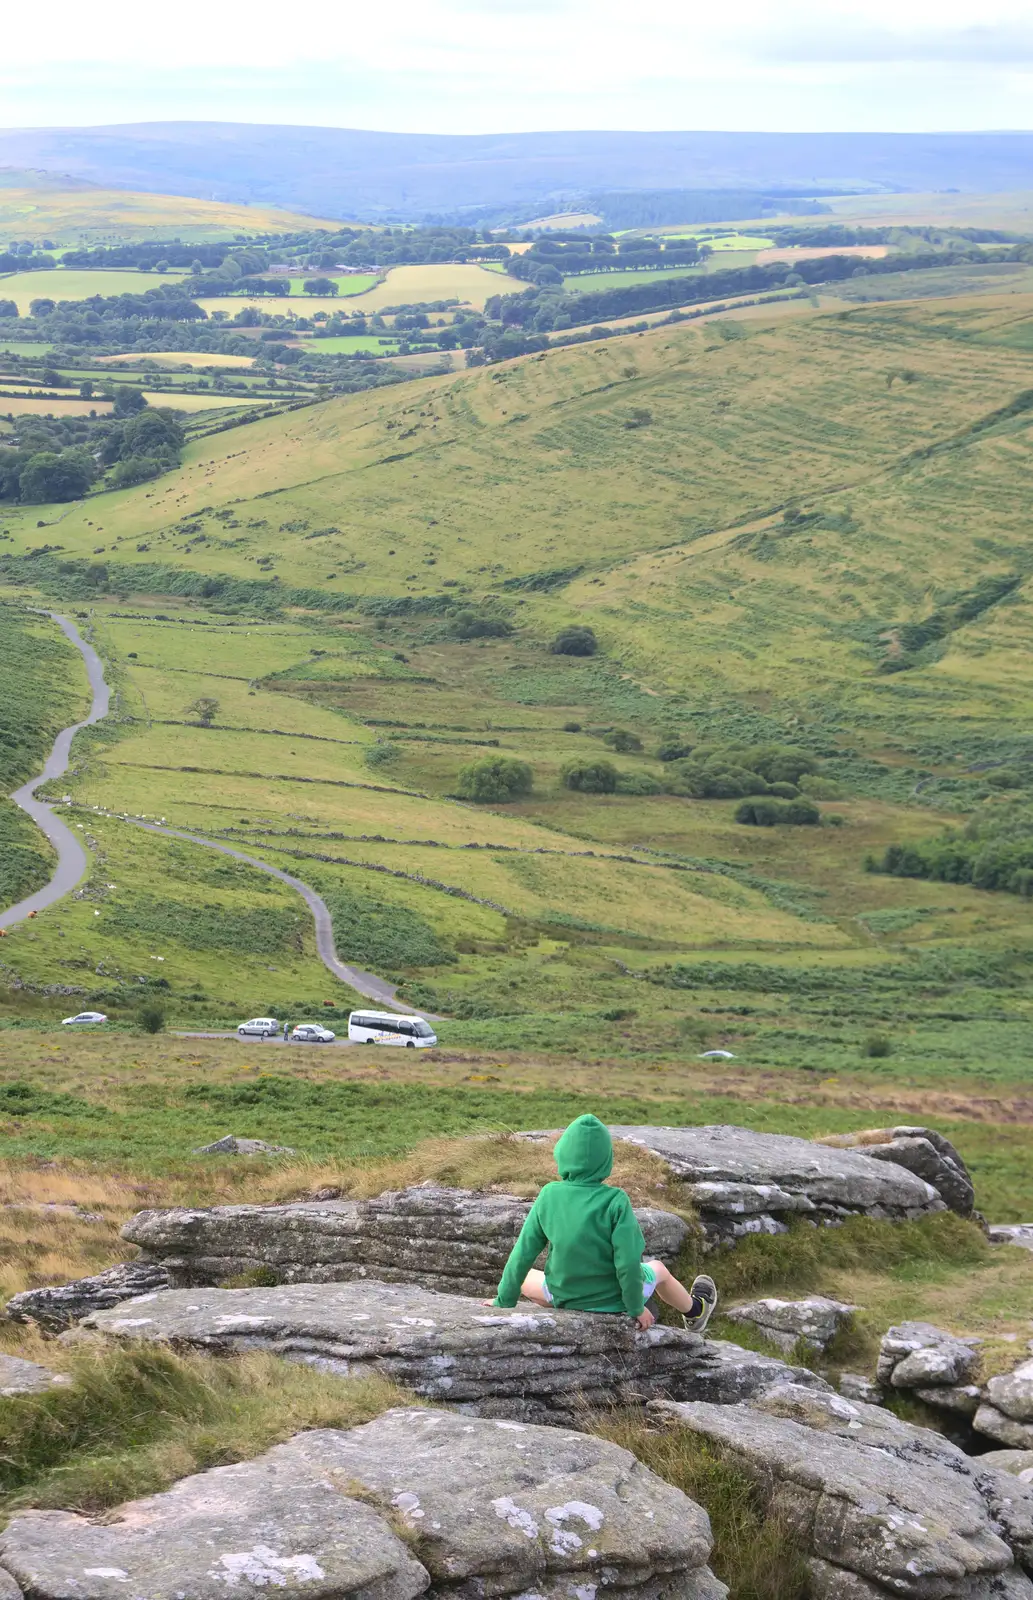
top-left (62, 1010), bottom-right (108, 1025)
top-left (290, 1023), bottom-right (336, 1044)
top-left (237, 1017), bottom-right (279, 1037)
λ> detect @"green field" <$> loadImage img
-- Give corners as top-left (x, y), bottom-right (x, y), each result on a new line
top-left (2, 288), bottom-right (1033, 1101)
top-left (5, 283), bottom-right (1033, 1600)
top-left (299, 335), bottom-right (400, 353)
top-left (0, 269), bottom-right (193, 314)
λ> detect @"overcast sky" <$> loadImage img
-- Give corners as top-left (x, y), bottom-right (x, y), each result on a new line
top-left (2, 0), bottom-right (1033, 131)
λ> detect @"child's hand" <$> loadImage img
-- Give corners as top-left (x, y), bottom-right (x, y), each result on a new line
top-left (635, 1308), bottom-right (656, 1330)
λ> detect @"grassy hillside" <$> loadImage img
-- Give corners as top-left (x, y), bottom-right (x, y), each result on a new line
top-left (2, 292), bottom-right (1033, 1080)
top-left (0, 171), bottom-right (345, 242)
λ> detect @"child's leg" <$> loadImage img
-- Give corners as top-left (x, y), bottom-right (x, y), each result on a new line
top-left (644, 1260), bottom-right (695, 1312)
top-left (644, 1259), bottom-right (718, 1333)
top-left (519, 1268), bottom-right (552, 1306)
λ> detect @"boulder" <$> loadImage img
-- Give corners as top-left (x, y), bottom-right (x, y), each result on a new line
top-left (193, 1135), bottom-right (295, 1156)
top-left (596, 1125), bottom-right (943, 1244)
top-left (724, 1296), bottom-right (858, 1355)
top-left (989, 1227), bottom-right (1033, 1254)
top-left (980, 1452), bottom-right (1033, 1483)
top-left (0, 1408), bottom-right (727, 1600)
top-left (987, 1362), bottom-right (1033, 1425)
top-left (0, 1353), bottom-right (67, 1398)
top-left (122, 1186), bottom-right (690, 1298)
top-left (914, 1384), bottom-right (983, 1417)
top-left (78, 1278), bottom-right (819, 1424)
top-left (877, 1321), bottom-right (982, 1388)
top-left (975, 1407), bottom-right (1033, 1452)
top-left (677, 1340), bottom-right (832, 1404)
top-left (0, 1573), bottom-right (21, 1600)
top-left (651, 1382), bottom-right (1033, 1599)
top-left (5, 1263), bottom-right (171, 1333)
top-left (817, 1126), bottom-right (974, 1216)
top-left (839, 1373), bottom-right (884, 1404)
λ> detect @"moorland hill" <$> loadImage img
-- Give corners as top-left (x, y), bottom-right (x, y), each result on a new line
top-left (2, 293), bottom-right (1033, 1081)
top-left (4, 124), bottom-right (1033, 218)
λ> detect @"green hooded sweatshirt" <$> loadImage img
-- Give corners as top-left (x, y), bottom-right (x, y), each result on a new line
top-left (493, 1114), bottom-right (648, 1316)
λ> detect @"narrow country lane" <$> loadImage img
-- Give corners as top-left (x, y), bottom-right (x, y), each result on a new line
top-left (0, 613), bottom-right (429, 1016)
top-left (0, 612), bottom-right (110, 929)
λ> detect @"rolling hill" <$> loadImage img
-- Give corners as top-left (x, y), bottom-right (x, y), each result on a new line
top-left (2, 291), bottom-right (1033, 1080)
top-left (2, 125), bottom-right (1033, 220)
top-left (0, 167), bottom-right (345, 241)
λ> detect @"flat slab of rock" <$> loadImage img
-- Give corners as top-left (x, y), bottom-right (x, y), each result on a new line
top-left (652, 1382), bottom-right (1033, 1599)
top-left (0, 1353), bottom-right (65, 1398)
top-left (5, 1262), bottom-right (170, 1333)
top-left (877, 1321), bottom-right (982, 1387)
top-left (193, 1135), bottom-right (295, 1156)
top-left (602, 1126), bottom-right (942, 1240)
top-left (818, 1126), bottom-right (975, 1215)
top-left (80, 1278), bottom-right (816, 1424)
top-left (122, 1185), bottom-right (690, 1298)
top-left (725, 1296), bottom-right (858, 1355)
top-left (0, 1408), bottom-right (726, 1600)
top-left (976, 1405), bottom-right (1033, 1451)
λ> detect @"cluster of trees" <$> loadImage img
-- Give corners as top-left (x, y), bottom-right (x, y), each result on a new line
top-left (871, 804), bottom-right (1033, 896)
top-left (0, 393), bottom-right (184, 503)
top-left (458, 755), bottom-right (532, 802)
top-left (509, 234), bottom-right (705, 285)
top-left (584, 190), bottom-right (828, 229)
top-left (658, 742), bottom-right (820, 800)
top-left (735, 796), bottom-right (821, 826)
top-left (0, 249), bottom-right (55, 274)
top-left (485, 243), bottom-right (1033, 338)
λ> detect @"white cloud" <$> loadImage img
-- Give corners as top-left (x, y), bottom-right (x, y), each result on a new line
top-left (0, 0), bottom-right (1032, 129)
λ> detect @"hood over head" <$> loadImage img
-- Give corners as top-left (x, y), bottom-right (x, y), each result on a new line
top-left (553, 1114), bottom-right (614, 1183)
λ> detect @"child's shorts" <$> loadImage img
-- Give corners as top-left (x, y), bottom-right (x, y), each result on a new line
top-left (541, 1261), bottom-right (658, 1306)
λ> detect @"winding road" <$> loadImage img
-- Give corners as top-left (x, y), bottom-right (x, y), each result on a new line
top-left (0, 613), bottom-right (110, 930)
top-left (0, 613), bottom-right (424, 1015)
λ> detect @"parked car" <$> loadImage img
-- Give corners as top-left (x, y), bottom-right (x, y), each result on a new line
top-left (62, 1011), bottom-right (108, 1026)
top-left (237, 1017), bottom-right (279, 1037)
top-left (290, 1023), bottom-right (336, 1044)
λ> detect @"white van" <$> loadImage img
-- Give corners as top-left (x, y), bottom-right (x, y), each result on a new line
top-left (348, 1010), bottom-right (437, 1048)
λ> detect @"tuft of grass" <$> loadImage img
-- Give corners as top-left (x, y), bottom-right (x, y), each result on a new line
top-left (266, 1131), bottom-right (688, 1209)
top-left (674, 1211), bottom-right (991, 1303)
top-left (593, 1413), bottom-right (809, 1600)
top-left (0, 1342), bottom-right (406, 1519)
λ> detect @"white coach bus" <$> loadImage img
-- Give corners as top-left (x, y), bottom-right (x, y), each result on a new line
top-left (348, 1010), bottom-right (437, 1048)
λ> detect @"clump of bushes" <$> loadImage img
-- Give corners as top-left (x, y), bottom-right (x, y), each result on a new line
top-left (551, 625), bottom-right (597, 657)
top-left (666, 742), bottom-right (820, 800)
top-left (603, 728), bottom-right (642, 753)
top-left (451, 610), bottom-right (512, 641)
top-left (735, 798), bottom-right (821, 826)
top-left (657, 737), bottom-right (694, 762)
top-left (863, 1034), bottom-right (892, 1058)
top-left (562, 758), bottom-right (618, 794)
top-left (871, 802), bottom-right (1033, 896)
top-left (615, 770), bottom-right (663, 795)
top-left (458, 755), bottom-right (533, 803)
top-left (136, 1004), bottom-right (165, 1034)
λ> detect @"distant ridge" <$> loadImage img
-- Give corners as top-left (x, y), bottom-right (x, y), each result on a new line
top-left (0, 125), bottom-right (1031, 221)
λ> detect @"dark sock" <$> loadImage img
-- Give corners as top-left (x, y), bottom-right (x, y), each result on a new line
top-left (688, 1294), bottom-right (705, 1318)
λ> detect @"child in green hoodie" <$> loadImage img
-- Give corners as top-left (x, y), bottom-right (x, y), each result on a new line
top-left (491, 1114), bottom-right (717, 1332)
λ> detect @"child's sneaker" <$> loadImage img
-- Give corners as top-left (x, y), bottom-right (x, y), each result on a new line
top-left (682, 1274), bottom-right (717, 1336)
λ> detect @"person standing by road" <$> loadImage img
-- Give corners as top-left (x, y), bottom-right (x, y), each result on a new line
top-left (282, 1020), bottom-right (290, 1044)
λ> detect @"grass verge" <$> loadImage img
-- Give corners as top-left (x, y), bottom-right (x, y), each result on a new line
top-left (0, 1342), bottom-right (405, 1521)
